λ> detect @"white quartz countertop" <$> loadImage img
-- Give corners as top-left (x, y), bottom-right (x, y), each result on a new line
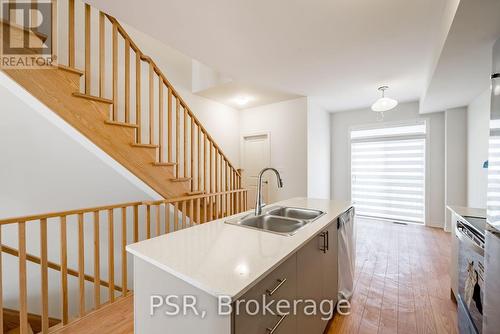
top-left (127, 197), bottom-right (352, 300)
top-left (447, 205), bottom-right (487, 219)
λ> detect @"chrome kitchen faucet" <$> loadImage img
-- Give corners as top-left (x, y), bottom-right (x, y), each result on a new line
top-left (255, 168), bottom-right (284, 216)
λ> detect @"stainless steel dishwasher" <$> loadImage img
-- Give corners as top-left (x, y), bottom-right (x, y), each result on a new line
top-left (337, 207), bottom-right (355, 301)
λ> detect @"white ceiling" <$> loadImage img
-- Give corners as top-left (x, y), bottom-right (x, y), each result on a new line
top-left (196, 81), bottom-right (301, 110)
top-left (420, 0), bottom-right (500, 113)
top-left (85, 0), bottom-right (499, 113)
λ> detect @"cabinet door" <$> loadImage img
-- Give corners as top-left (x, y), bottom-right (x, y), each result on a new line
top-left (296, 233), bottom-right (325, 334)
top-left (321, 222), bottom-right (338, 328)
top-left (234, 254), bottom-right (297, 334)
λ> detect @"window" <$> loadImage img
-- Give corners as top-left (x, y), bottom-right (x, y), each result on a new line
top-left (350, 121), bottom-right (426, 224)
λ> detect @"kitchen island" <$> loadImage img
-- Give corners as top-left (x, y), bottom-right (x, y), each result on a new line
top-left (127, 197), bottom-right (353, 334)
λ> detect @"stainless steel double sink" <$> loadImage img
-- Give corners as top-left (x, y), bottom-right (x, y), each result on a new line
top-left (225, 206), bottom-right (325, 236)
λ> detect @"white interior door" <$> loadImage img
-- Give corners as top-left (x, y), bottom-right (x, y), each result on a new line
top-left (241, 134), bottom-right (271, 209)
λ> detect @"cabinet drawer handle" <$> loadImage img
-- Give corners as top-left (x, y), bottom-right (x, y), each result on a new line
top-left (266, 314), bottom-right (287, 333)
top-left (320, 232), bottom-right (327, 253)
top-left (266, 278), bottom-right (287, 296)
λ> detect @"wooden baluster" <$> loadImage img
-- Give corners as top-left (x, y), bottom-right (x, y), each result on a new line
top-left (174, 202), bottom-right (179, 231)
top-left (156, 205), bottom-right (161, 236)
top-left (146, 205), bottom-right (151, 239)
top-left (204, 133), bottom-right (208, 193)
top-left (93, 211), bottom-right (100, 309)
top-left (18, 222), bottom-right (28, 334)
top-left (196, 198), bottom-right (201, 224)
top-left (189, 199), bottom-right (194, 225)
top-left (84, 4), bottom-right (91, 94)
top-left (99, 12), bottom-right (105, 97)
top-left (121, 207), bottom-right (127, 296)
top-left (240, 190), bottom-right (244, 213)
top-left (215, 192), bottom-right (220, 219)
top-left (191, 116), bottom-right (195, 191)
top-left (165, 203), bottom-right (170, 234)
top-left (167, 88), bottom-right (173, 162)
top-left (159, 81), bottom-right (164, 162)
top-left (182, 201), bottom-right (187, 229)
top-left (68, 0), bottom-right (75, 67)
top-left (215, 148), bottom-right (220, 219)
top-left (236, 191), bottom-right (240, 214)
top-left (225, 161), bottom-right (229, 216)
top-left (108, 209), bottom-right (115, 302)
top-left (244, 191), bottom-right (248, 211)
top-left (183, 107), bottom-right (188, 178)
top-left (40, 218), bottom-right (49, 333)
top-left (78, 213), bottom-right (85, 316)
top-left (133, 205), bottom-right (139, 242)
top-left (198, 126), bottom-right (202, 192)
top-left (231, 170), bottom-right (234, 215)
top-left (201, 197), bottom-right (206, 223)
top-left (60, 216), bottom-right (69, 324)
top-left (136, 52), bottom-right (142, 141)
top-left (149, 63), bottom-right (154, 145)
top-left (176, 98), bottom-right (180, 177)
top-left (125, 40), bottom-right (131, 123)
top-left (112, 22), bottom-right (118, 120)
top-left (218, 151), bottom-right (224, 193)
top-left (210, 195), bottom-right (215, 220)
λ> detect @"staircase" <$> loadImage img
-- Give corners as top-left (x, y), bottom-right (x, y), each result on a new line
top-left (2, 1), bottom-right (242, 200)
top-left (0, 1), bottom-right (248, 333)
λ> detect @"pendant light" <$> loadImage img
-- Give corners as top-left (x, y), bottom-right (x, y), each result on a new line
top-left (371, 86), bottom-right (398, 115)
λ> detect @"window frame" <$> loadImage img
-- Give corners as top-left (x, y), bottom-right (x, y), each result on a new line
top-left (348, 119), bottom-right (430, 225)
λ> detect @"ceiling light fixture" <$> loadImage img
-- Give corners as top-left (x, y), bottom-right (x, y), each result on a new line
top-left (371, 86), bottom-right (398, 116)
top-left (233, 96), bottom-right (251, 106)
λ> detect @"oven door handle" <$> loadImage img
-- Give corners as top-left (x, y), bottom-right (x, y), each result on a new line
top-left (456, 226), bottom-right (484, 256)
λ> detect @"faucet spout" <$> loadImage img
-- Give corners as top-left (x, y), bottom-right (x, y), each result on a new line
top-left (255, 168), bottom-right (283, 216)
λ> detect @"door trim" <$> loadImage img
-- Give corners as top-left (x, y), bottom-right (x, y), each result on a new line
top-left (240, 131), bottom-right (271, 207)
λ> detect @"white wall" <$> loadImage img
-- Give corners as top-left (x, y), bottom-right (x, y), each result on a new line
top-left (0, 74), bottom-right (160, 219)
top-left (239, 98), bottom-right (308, 202)
top-left (445, 107), bottom-right (467, 231)
top-left (307, 99), bottom-right (331, 199)
top-left (122, 24), bottom-right (241, 166)
top-left (331, 101), bottom-right (446, 228)
top-left (467, 89), bottom-right (490, 208)
top-left (0, 72), bottom-right (162, 317)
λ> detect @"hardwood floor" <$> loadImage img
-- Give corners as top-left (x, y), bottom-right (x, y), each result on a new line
top-left (327, 217), bottom-right (457, 334)
top-left (51, 296), bottom-right (133, 334)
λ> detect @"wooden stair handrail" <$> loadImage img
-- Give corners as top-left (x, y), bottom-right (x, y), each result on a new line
top-left (0, 190), bottom-right (248, 226)
top-left (0, 201), bottom-right (143, 225)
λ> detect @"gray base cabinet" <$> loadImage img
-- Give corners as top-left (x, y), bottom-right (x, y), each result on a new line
top-left (297, 222), bottom-right (338, 334)
top-left (233, 219), bottom-right (340, 334)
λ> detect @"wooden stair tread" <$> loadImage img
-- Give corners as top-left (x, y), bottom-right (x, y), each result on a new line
top-left (171, 177), bottom-right (192, 182)
top-left (153, 162), bottom-right (177, 166)
top-left (131, 143), bottom-right (158, 149)
top-left (185, 190), bottom-right (205, 196)
top-left (56, 64), bottom-right (84, 76)
top-left (7, 324), bottom-right (34, 334)
top-left (72, 92), bottom-right (113, 104)
top-left (104, 120), bottom-right (139, 128)
top-left (51, 295), bottom-right (133, 334)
